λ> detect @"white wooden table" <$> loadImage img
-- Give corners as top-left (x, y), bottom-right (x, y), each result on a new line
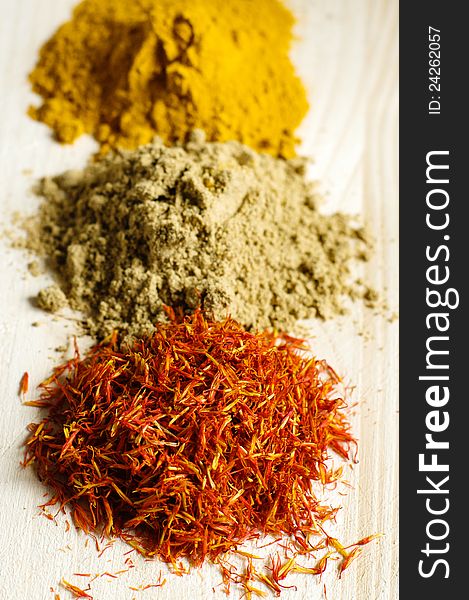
top-left (0, 1), bottom-right (398, 598)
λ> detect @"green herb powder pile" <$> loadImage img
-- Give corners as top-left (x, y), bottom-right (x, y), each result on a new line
top-left (28, 131), bottom-right (373, 339)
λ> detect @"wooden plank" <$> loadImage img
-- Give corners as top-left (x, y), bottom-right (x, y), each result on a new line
top-left (0, 0), bottom-right (398, 597)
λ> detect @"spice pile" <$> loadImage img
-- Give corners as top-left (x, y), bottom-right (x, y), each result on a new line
top-left (28, 0), bottom-right (307, 157)
top-left (27, 132), bottom-right (373, 339)
top-left (24, 310), bottom-right (373, 591)
top-left (17, 0), bottom-right (381, 595)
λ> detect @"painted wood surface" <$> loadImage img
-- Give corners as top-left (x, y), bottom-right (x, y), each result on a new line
top-left (0, 1), bottom-right (398, 598)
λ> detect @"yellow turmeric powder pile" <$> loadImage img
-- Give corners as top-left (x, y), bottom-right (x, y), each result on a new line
top-left (28, 0), bottom-right (308, 157)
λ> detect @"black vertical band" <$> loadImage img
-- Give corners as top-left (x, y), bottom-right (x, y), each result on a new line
top-left (400, 2), bottom-right (465, 596)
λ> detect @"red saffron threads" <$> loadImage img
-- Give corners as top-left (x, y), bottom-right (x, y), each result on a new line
top-left (60, 579), bottom-right (92, 599)
top-left (19, 371), bottom-right (29, 396)
top-left (129, 575), bottom-right (167, 591)
top-left (24, 309), bottom-right (375, 590)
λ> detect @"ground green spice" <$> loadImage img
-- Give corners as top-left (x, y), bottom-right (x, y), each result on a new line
top-left (26, 132), bottom-right (374, 339)
top-left (36, 284), bottom-right (68, 312)
top-left (27, 260), bottom-right (43, 277)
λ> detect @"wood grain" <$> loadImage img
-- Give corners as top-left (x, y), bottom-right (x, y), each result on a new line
top-left (0, 1), bottom-right (398, 598)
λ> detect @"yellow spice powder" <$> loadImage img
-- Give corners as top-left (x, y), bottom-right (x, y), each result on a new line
top-left (28, 0), bottom-right (308, 157)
